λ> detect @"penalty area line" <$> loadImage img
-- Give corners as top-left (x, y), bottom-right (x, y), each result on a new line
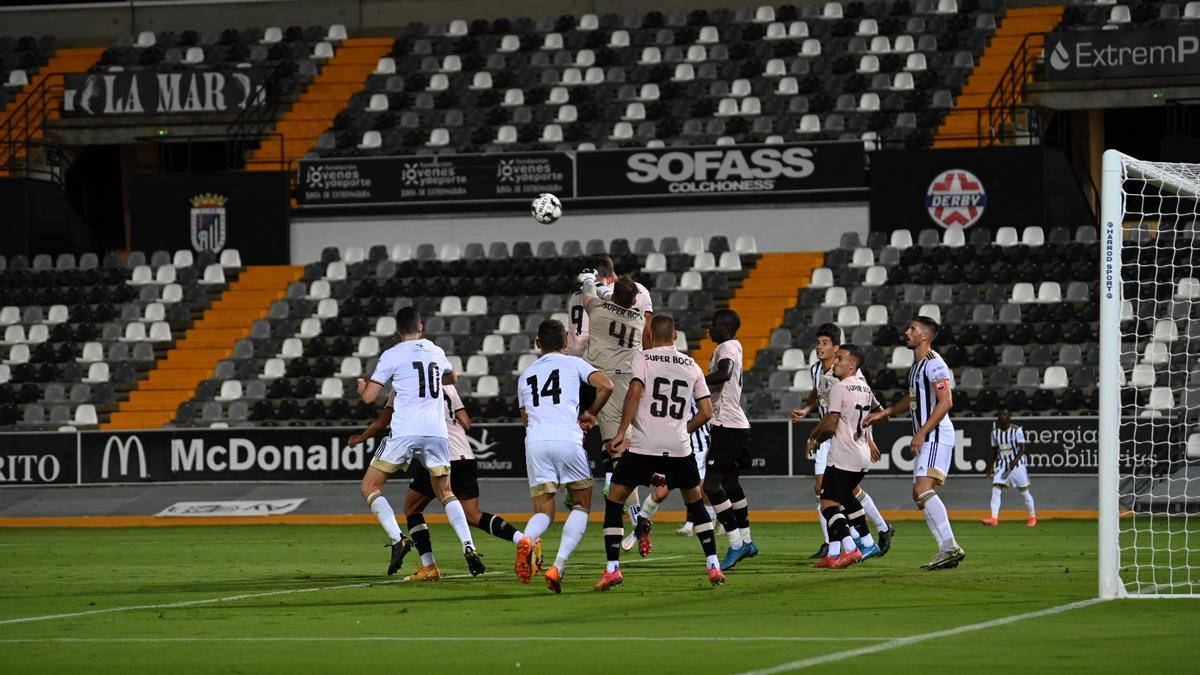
top-left (736, 597), bottom-right (1108, 674)
top-left (0, 554), bottom-right (688, 627)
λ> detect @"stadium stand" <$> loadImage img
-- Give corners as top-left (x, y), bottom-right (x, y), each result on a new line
top-left (294, 1), bottom-right (1014, 157)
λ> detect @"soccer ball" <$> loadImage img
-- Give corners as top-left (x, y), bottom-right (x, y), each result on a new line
top-left (530, 193), bottom-right (562, 224)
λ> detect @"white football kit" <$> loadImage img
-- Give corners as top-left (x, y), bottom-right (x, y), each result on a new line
top-left (368, 338), bottom-right (455, 476)
top-left (519, 352), bottom-right (599, 497)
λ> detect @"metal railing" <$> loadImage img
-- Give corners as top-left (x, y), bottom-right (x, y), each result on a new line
top-left (0, 72), bottom-right (64, 173)
top-left (986, 32), bottom-right (1046, 146)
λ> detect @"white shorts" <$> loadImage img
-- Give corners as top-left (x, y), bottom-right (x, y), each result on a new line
top-left (526, 440), bottom-right (595, 497)
top-left (813, 440), bottom-right (831, 476)
top-left (598, 372), bottom-right (631, 442)
top-left (994, 463), bottom-right (1031, 489)
top-left (371, 435), bottom-right (451, 476)
top-left (913, 441), bottom-right (954, 485)
top-left (694, 448), bottom-right (708, 480)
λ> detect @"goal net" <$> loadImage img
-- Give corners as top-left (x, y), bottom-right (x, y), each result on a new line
top-left (1101, 150), bottom-right (1200, 598)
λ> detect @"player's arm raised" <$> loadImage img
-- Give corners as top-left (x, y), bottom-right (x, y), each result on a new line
top-left (579, 268), bottom-right (603, 308)
top-left (348, 392), bottom-right (394, 447)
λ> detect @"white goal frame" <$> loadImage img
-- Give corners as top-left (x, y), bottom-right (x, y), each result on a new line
top-left (1099, 149), bottom-right (1200, 599)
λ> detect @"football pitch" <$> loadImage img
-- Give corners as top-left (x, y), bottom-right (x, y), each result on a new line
top-left (0, 521), bottom-right (1196, 673)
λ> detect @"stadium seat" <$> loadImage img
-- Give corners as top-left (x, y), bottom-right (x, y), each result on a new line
top-left (864, 305), bottom-right (889, 326)
top-left (316, 378), bottom-right (343, 400)
top-left (1146, 387), bottom-right (1175, 414)
top-left (850, 247), bottom-right (875, 268)
top-left (1010, 282), bottom-right (1036, 304)
top-left (917, 304), bottom-right (941, 323)
top-left (1041, 366), bottom-right (1069, 390)
top-left (943, 227), bottom-right (965, 247)
top-left (82, 362), bottom-right (110, 384)
top-left (823, 287), bottom-right (847, 307)
top-left (1129, 363), bottom-right (1156, 389)
top-left (216, 380), bottom-right (244, 402)
top-left (780, 348), bottom-right (807, 371)
top-left (995, 227), bottom-right (1019, 247)
top-left (789, 371), bottom-right (814, 392)
top-left (810, 268), bottom-right (833, 288)
top-left (1036, 282), bottom-right (1062, 303)
top-left (1142, 341), bottom-right (1170, 366)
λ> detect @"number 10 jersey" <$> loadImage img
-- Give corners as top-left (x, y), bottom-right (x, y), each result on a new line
top-left (629, 347), bottom-right (711, 457)
top-left (369, 338), bottom-right (455, 439)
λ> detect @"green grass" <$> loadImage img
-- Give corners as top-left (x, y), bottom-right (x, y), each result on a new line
top-left (0, 521), bottom-right (1196, 673)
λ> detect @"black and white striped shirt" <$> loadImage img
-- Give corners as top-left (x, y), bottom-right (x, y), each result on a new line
top-left (907, 350), bottom-right (956, 446)
top-left (812, 361), bottom-right (866, 418)
top-left (689, 399), bottom-right (711, 454)
top-left (991, 424), bottom-right (1026, 472)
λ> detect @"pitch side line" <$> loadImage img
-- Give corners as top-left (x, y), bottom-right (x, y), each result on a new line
top-left (0, 636), bottom-right (891, 644)
top-left (0, 555), bottom-right (688, 627)
top-left (736, 598), bottom-right (1108, 674)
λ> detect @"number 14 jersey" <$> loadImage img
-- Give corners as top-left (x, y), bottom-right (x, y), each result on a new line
top-left (519, 352), bottom-right (598, 446)
top-left (629, 347), bottom-right (711, 457)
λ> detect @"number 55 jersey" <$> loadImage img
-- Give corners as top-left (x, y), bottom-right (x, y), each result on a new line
top-left (629, 347), bottom-right (711, 457)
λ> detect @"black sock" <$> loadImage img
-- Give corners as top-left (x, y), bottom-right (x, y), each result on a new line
top-left (706, 487), bottom-right (741, 537)
top-left (475, 511), bottom-right (518, 543)
top-left (686, 499), bottom-right (717, 557)
top-left (406, 513), bottom-right (433, 557)
top-left (823, 506), bottom-right (851, 544)
top-left (842, 495), bottom-right (868, 538)
top-left (603, 498), bottom-right (624, 564)
top-left (726, 481), bottom-right (750, 530)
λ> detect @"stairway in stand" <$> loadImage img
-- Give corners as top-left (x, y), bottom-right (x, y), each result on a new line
top-left (692, 252), bottom-right (826, 371)
top-left (933, 6), bottom-right (1065, 149)
top-left (104, 266), bottom-right (302, 429)
top-left (246, 38), bottom-right (393, 169)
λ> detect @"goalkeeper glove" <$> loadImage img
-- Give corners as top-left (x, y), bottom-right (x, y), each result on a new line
top-left (579, 268), bottom-right (598, 285)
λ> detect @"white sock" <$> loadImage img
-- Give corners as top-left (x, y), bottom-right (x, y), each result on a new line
top-left (714, 502), bottom-right (743, 549)
top-left (923, 494), bottom-right (958, 551)
top-left (606, 560), bottom-right (620, 573)
top-left (740, 526), bottom-right (752, 543)
top-left (859, 491), bottom-right (888, 531)
top-left (705, 505), bottom-right (716, 521)
top-left (922, 504), bottom-right (943, 548)
top-left (368, 495), bottom-right (403, 545)
top-left (841, 535), bottom-right (857, 552)
top-left (554, 508), bottom-right (589, 573)
top-left (856, 527), bottom-right (875, 548)
top-left (524, 512), bottom-right (551, 542)
top-left (818, 501), bottom-right (829, 544)
top-left (443, 498), bottom-right (475, 551)
top-left (706, 554), bottom-right (719, 569)
top-left (1022, 489), bottom-right (1036, 518)
top-left (991, 486), bottom-right (1002, 520)
top-left (420, 552), bottom-right (436, 566)
top-left (828, 539), bottom-right (842, 556)
top-left (604, 472), bottom-right (613, 491)
top-left (511, 530), bottom-right (525, 545)
top-left (641, 494), bottom-right (662, 518)
top-left (682, 521), bottom-right (694, 529)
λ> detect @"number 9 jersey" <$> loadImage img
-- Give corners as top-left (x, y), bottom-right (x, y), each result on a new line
top-left (369, 338), bottom-right (455, 439)
top-left (629, 346), bottom-right (711, 457)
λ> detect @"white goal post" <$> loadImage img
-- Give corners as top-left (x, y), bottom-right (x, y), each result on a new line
top-left (1100, 149), bottom-right (1200, 599)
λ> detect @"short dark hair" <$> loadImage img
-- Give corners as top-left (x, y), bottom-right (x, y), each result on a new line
top-left (816, 322), bottom-right (842, 345)
top-left (913, 315), bottom-right (940, 336)
top-left (712, 308), bottom-right (741, 335)
top-left (586, 254), bottom-right (615, 278)
top-left (840, 343), bottom-right (864, 368)
top-left (395, 306), bottom-right (422, 335)
top-left (537, 319), bottom-right (566, 351)
top-left (651, 314), bottom-right (675, 342)
top-left (612, 275), bottom-right (638, 308)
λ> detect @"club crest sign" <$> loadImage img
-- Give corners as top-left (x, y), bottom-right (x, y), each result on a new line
top-left (189, 192), bottom-right (228, 252)
top-left (925, 169), bottom-right (986, 228)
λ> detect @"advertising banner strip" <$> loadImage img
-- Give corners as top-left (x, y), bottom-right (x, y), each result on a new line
top-left (63, 69), bottom-right (268, 117)
top-left (298, 152), bottom-right (574, 206)
top-left (154, 499), bottom-right (307, 517)
top-left (295, 142), bottom-right (865, 206)
top-left (1044, 28), bottom-right (1200, 81)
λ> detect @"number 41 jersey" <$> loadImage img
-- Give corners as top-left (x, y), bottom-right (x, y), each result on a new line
top-left (369, 338), bottom-right (455, 439)
top-left (629, 347), bottom-right (711, 457)
top-left (519, 352), bottom-right (598, 446)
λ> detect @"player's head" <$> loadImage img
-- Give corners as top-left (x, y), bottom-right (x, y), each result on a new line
top-left (611, 275), bottom-right (638, 309)
top-left (395, 306), bottom-right (423, 339)
top-left (649, 313), bottom-right (676, 348)
top-left (535, 318), bottom-right (567, 354)
top-left (586, 254), bottom-right (616, 283)
top-left (833, 344), bottom-right (863, 379)
top-left (995, 408), bottom-right (1011, 427)
top-left (708, 308), bottom-right (741, 343)
top-left (905, 315), bottom-right (939, 349)
top-left (815, 322), bottom-right (842, 360)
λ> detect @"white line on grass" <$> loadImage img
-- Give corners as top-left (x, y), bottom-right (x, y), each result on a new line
top-left (0, 554), bottom-right (689, 627)
top-left (736, 598), bottom-right (1108, 674)
top-left (0, 636), bottom-right (891, 644)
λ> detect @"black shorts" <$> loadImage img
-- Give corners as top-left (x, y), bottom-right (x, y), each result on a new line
top-left (820, 466), bottom-right (866, 505)
top-left (409, 458), bottom-right (480, 500)
top-left (707, 426), bottom-right (752, 475)
top-left (611, 451), bottom-right (701, 491)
